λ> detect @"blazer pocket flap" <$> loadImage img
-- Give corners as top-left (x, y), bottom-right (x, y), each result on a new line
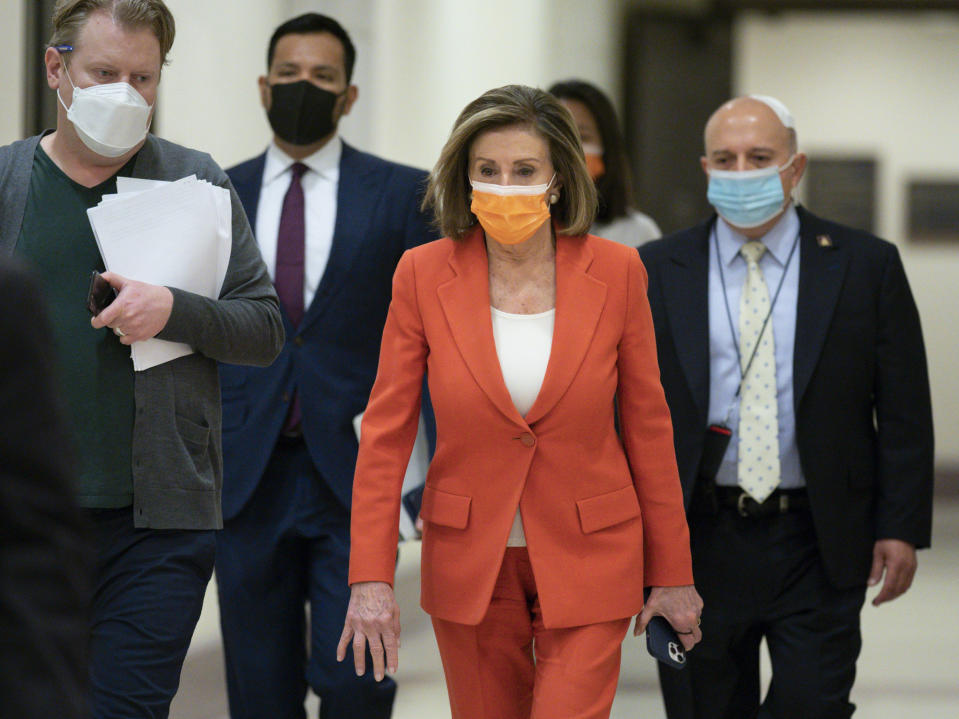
top-left (420, 485), bottom-right (471, 530)
top-left (577, 485), bottom-right (641, 534)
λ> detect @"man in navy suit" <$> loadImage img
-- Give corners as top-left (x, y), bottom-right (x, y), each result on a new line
top-left (216, 13), bottom-right (436, 719)
top-left (639, 96), bottom-right (933, 719)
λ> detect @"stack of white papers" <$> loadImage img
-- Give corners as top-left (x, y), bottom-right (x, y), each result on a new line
top-left (87, 175), bottom-right (232, 370)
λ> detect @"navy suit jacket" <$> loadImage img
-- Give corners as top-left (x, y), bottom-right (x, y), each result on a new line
top-left (220, 142), bottom-right (436, 518)
top-left (639, 206), bottom-right (934, 589)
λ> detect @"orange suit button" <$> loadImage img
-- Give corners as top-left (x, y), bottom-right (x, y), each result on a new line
top-left (519, 433), bottom-right (536, 448)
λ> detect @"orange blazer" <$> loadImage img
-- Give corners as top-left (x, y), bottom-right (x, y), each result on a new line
top-left (349, 228), bottom-right (693, 628)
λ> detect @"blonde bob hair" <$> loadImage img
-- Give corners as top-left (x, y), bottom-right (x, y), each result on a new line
top-left (423, 84), bottom-right (597, 240)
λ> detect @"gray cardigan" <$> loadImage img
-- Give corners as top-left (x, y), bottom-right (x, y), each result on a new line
top-left (0, 133), bottom-right (284, 529)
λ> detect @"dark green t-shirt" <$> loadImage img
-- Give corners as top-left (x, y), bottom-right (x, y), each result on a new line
top-left (16, 144), bottom-right (136, 508)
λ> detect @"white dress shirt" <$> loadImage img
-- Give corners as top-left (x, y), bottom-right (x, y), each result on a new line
top-left (490, 306), bottom-right (555, 547)
top-left (255, 138), bottom-right (341, 311)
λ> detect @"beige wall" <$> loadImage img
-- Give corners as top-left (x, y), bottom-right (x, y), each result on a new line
top-left (0, 0), bottom-right (25, 144)
top-left (735, 11), bottom-right (959, 464)
top-left (4, 0), bottom-right (625, 171)
top-left (364, 0), bottom-right (622, 170)
top-left (155, 0), bottom-right (287, 168)
top-left (156, 0), bottom-right (624, 171)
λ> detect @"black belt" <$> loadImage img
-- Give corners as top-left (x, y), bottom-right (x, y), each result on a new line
top-left (692, 478), bottom-right (809, 518)
top-left (714, 486), bottom-right (809, 518)
top-left (277, 430), bottom-right (305, 446)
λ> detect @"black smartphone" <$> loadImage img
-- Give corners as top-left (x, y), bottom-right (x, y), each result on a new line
top-left (643, 588), bottom-right (687, 670)
top-left (698, 423), bottom-right (732, 482)
top-left (86, 270), bottom-right (116, 316)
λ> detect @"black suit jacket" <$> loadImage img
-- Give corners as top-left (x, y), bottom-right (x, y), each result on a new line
top-left (639, 206), bottom-right (934, 589)
top-left (0, 258), bottom-right (92, 719)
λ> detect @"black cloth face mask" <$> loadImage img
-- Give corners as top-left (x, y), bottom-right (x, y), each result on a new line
top-left (267, 80), bottom-right (342, 146)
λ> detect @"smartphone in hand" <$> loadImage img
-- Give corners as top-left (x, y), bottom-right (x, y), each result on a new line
top-left (643, 588), bottom-right (687, 670)
top-left (86, 271), bottom-right (117, 316)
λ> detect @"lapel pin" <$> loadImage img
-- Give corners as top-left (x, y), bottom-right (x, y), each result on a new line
top-left (817, 234), bottom-right (833, 248)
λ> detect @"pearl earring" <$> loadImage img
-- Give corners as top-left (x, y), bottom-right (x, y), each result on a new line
top-left (549, 194), bottom-right (559, 205)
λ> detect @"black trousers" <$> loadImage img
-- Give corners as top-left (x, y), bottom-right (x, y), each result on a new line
top-left (659, 506), bottom-right (866, 719)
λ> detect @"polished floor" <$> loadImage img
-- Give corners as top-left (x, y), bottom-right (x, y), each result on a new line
top-left (170, 498), bottom-right (959, 719)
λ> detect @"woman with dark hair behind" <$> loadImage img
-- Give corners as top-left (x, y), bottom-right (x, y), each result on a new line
top-left (549, 79), bottom-right (661, 248)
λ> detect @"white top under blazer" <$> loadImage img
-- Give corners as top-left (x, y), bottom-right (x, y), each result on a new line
top-left (490, 306), bottom-right (555, 547)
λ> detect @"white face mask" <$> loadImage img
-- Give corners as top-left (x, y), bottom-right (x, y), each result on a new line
top-left (57, 61), bottom-right (153, 158)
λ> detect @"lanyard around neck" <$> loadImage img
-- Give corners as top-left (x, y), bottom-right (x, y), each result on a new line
top-left (714, 229), bottom-right (800, 422)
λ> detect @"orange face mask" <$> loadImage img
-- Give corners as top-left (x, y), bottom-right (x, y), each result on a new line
top-left (470, 175), bottom-right (555, 246)
top-left (582, 143), bottom-right (605, 181)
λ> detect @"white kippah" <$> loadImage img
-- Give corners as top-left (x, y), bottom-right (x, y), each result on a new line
top-left (748, 94), bottom-right (795, 130)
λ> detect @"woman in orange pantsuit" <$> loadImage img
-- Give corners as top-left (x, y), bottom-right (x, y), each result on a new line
top-left (338, 85), bottom-right (702, 719)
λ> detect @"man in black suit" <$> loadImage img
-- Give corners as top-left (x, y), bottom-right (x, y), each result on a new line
top-left (639, 96), bottom-right (933, 719)
top-left (0, 258), bottom-right (92, 719)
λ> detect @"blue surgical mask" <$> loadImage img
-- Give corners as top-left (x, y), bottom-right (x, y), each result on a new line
top-left (707, 156), bottom-right (795, 229)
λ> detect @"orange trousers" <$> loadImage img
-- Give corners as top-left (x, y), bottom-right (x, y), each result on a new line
top-left (431, 548), bottom-right (631, 719)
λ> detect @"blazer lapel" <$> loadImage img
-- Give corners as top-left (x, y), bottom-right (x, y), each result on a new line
top-left (437, 229), bottom-right (527, 427)
top-left (660, 224), bottom-right (712, 419)
top-left (793, 208), bottom-right (849, 405)
top-left (300, 144), bottom-right (376, 331)
top-left (524, 235), bottom-right (606, 425)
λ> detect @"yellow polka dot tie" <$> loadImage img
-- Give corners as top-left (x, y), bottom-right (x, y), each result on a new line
top-left (738, 241), bottom-right (781, 502)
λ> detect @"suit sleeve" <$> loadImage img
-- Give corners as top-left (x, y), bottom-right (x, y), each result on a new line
top-left (348, 250), bottom-right (429, 586)
top-left (403, 170), bottom-right (439, 250)
top-left (873, 244), bottom-right (934, 547)
top-left (402, 171), bottom-right (440, 458)
top-left (617, 250), bottom-right (694, 586)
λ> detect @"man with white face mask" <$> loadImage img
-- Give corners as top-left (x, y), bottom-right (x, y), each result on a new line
top-left (0, 1), bottom-right (283, 717)
top-left (639, 96), bottom-right (933, 718)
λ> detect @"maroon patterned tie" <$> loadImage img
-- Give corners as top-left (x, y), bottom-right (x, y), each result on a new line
top-left (276, 162), bottom-right (307, 433)
top-left (275, 162), bottom-right (307, 327)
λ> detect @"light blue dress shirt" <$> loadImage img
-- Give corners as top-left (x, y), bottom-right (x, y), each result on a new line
top-left (707, 206), bottom-right (806, 489)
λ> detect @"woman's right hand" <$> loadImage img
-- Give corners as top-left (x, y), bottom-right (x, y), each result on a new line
top-left (635, 584), bottom-right (703, 651)
top-left (337, 581), bottom-right (401, 681)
